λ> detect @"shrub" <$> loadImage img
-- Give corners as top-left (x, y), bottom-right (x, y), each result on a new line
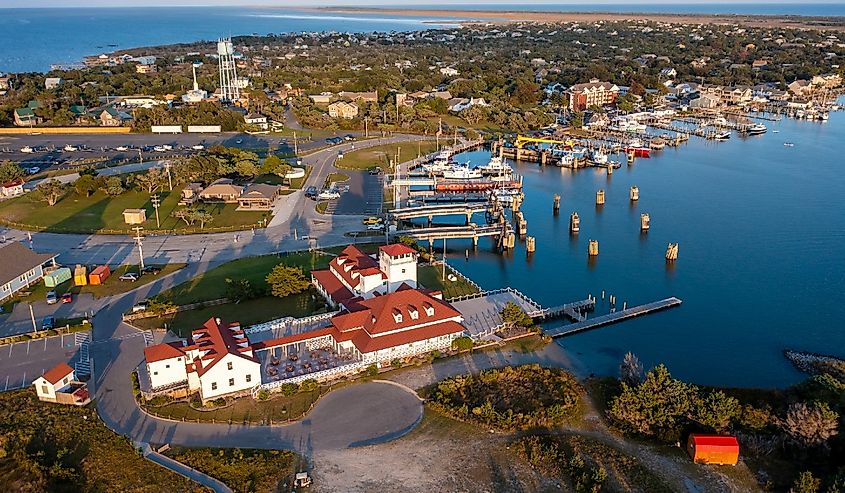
top-left (431, 350), bottom-right (441, 359)
top-left (257, 389), bottom-right (270, 401)
top-left (299, 379), bottom-right (318, 392)
top-left (452, 336), bottom-right (474, 351)
top-left (365, 364), bottom-right (378, 377)
top-left (280, 383), bottom-right (299, 396)
top-left (391, 359), bottom-right (402, 369)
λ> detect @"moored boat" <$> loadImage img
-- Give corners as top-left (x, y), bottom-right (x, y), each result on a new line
top-left (442, 164), bottom-right (483, 180)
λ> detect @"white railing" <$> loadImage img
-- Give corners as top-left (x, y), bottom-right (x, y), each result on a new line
top-left (260, 361), bottom-right (366, 390)
top-left (243, 311), bottom-right (339, 335)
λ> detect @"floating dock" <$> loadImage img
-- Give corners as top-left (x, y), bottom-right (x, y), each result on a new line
top-left (543, 297), bottom-right (682, 338)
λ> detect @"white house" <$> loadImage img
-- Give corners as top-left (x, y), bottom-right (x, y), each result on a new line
top-left (32, 362), bottom-right (90, 405)
top-left (311, 244), bottom-right (419, 308)
top-left (0, 242), bottom-right (58, 303)
top-left (449, 97), bottom-right (490, 113)
top-left (439, 67), bottom-right (459, 77)
top-left (1, 178), bottom-right (24, 198)
top-left (44, 77), bottom-right (62, 90)
top-left (244, 112), bottom-right (269, 130)
top-left (143, 318), bottom-right (260, 402)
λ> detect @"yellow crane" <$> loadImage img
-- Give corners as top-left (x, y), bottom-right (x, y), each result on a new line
top-left (515, 134), bottom-right (576, 149)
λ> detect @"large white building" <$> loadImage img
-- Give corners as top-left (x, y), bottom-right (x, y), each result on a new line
top-left (143, 317), bottom-right (260, 402)
top-left (311, 244), bottom-right (418, 308)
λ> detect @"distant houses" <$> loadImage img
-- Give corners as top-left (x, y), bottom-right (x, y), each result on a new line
top-left (565, 79), bottom-right (620, 111)
top-left (328, 101), bottom-right (359, 119)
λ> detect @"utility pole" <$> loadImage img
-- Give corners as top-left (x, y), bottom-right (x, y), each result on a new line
top-left (293, 131), bottom-right (298, 155)
top-left (442, 238), bottom-right (447, 280)
top-left (132, 226), bottom-right (145, 271)
top-left (151, 194), bottom-right (161, 228)
top-left (29, 303), bottom-right (37, 334)
top-left (364, 116), bottom-right (369, 138)
top-left (164, 161), bottom-right (173, 191)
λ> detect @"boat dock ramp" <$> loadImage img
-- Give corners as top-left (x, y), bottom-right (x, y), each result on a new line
top-left (543, 297), bottom-right (682, 339)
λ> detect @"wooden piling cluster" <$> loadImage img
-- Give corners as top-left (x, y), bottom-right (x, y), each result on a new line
top-left (640, 213), bottom-right (650, 231)
top-left (665, 242), bottom-right (679, 261)
top-left (630, 186), bottom-right (639, 201)
top-left (588, 239), bottom-right (599, 256)
top-left (596, 189), bottom-right (605, 206)
top-left (553, 194), bottom-right (561, 213)
top-left (570, 212), bottom-right (580, 233)
top-left (526, 236), bottom-right (536, 254)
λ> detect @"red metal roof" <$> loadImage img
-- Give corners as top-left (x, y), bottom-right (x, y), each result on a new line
top-left (332, 287), bottom-right (461, 336)
top-left (183, 318), bottom-right (257, 376)
top-left (689, 434), bottom-right (739, 448)
top-left (379, 244), bottom-right (417, 257)
top-left (311, 269), bottom-right (355, 304)
top-left (42, 362), bottom-right (74, 385)
top-left (351, 320), bottom-right (465, 353)
top-left (143, 341), bottom-right (186, 363)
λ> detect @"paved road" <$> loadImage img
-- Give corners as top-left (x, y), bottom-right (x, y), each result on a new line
top-left (87, 265), bottom-right (422, 455)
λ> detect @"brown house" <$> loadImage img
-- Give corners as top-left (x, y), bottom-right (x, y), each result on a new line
top-left (199, 178), bottom-right (243, 203)
top-left (237, 184), bottom-right (281, 211)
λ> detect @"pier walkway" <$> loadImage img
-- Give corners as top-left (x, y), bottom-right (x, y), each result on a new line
top-left (543, 297), bottom-right (682, 338)
top-left (393, 224), bottom-right (505, 246)
top-left (391, 203), bottom-right (493, 222)
top-left (450, 288), bottom-right (544, 339)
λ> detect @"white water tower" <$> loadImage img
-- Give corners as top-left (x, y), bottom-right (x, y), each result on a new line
top-left (217, 38), bottom-right (239, 102)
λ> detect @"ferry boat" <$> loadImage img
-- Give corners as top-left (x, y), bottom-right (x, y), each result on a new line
top-left (714, 130), bottom-right (731, 140)
top-left (442, 164), bottom-right (483, 180)
top-left (745, 123), bottom-right (767, 136)
top-left (475, 156), bottom-right (512, 176)
top-left (20, 146), bottom-right (34, 153)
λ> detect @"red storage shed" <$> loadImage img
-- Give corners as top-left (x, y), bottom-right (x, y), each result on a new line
top-left (88, 265), bottom-right (111, 285)
top-left (687, 434), bottom-right (740, 465)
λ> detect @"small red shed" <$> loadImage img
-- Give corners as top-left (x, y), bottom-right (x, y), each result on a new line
top-left (687, 434), bottom-right (739, 465)
top-left (88, 265), bottom-right (111, 285)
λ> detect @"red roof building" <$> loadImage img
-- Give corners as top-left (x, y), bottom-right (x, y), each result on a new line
top-left (687, 434), bottom-right (740, 465)
top-left (312, 244), bottom-right (419, 307)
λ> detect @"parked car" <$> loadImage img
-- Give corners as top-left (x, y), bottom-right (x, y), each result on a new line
top-left (304, 186), bottom-right (318, 199)
top-left (142, 266), bottom-right (161, 275)
top-left (61, 293), bottom-right (72, 304)
top-left (368, 166), bottom-right (382, 175)
top-left (42, 316), bottom-right (55, 330)
top-left (367, 223), bottom-right (385, 231)
top-left (132, 302), bottom-right (147, 313)
top-left (344, 134), bottom-right (355, 141)
top-left (119, 272), bottom-right (139, 282)
top-left (318, 190), bottom-right (341, 200)
top-left (46, 291), bottom-right (58, 305)
top-left (191, 144), bottom-right (205, 150)
top-left (362, 216), bottom-right (382, 225)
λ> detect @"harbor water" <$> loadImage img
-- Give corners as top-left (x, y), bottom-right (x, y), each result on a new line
top-left (445, 111), bottom-right (845, 388)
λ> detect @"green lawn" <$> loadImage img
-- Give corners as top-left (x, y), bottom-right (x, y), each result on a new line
top-left (0, 187), bottom-right (268, 234)
top-left (165, 447), bottom-right (296, 493)
top-left (253, 164), bottom-right (312, 190)
top-left (337, 141), bottom-right (440, 171)
top-left (157, 251), bottom-right (332, 306)
top-left (142, 386), bottom-right (334, 424)
top-left (315, 201), bottom-right (329, 214)
top-left (418, 264), bottom-right (481, 299)
top-left (324, 172), bottom-right (349, 187)
top-left (134, 289), bottom-right (328, 336)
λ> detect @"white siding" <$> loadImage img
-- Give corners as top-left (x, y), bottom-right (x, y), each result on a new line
top-left (147, 356), bottom-right (188, 389)
top-left (197, 353), bottom-right (260, 401)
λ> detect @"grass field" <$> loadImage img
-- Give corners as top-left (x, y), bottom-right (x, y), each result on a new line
top-left (143, 384), bottom-right (343, 424)
top-left (337, 141), bottom-right (440, 171)
top-left (0, 187), bottom-right (267, 234)
top-left (158, 252), bottom-right (331, 306)
top-left (325, 172), bottom-right (350, 187)
top-left (135, 290), bottom-right (328, 336)
top-left (418, 264), bottom-right (481, 299)
top-left (166, 447), bottom-right (297, 493)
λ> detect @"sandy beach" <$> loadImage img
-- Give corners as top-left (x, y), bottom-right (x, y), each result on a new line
top-left (317, 7), bottom-right (845, 32)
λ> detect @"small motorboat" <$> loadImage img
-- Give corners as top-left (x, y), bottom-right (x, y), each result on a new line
top-left (714, 130), bottom-right (731, 140)
top-left (783, 142), bottom-right (795, 147)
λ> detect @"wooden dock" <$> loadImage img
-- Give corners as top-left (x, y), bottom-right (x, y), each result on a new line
top-left (543, 297), bottom-right (682, 338)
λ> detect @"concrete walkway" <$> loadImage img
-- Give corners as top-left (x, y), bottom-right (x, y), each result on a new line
top-left (138, 442), bottom-right (233, 493)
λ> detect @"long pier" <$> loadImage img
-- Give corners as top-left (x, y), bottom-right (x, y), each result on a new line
top-left (543, 297), bottom-right (682, 338)
top-left (393, 223), bottom-right (506, 247)
top-left (534, 298), bottom-right (596, 320)
top-left (391, 203), bottom-right (494, 222)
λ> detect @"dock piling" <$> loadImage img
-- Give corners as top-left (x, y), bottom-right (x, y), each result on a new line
top-left (630, 186), bottom-right (639, 201)
top-left (665, 242), bottom-right (679, 261)
top-left (526, 236), bottom-right (536, 254)
top-left (640, 213), bottom-right (650, 232)
top-left (588, 239), bottom-right (599, 257)
top-left (596, 189), bottom-right (605, 206)
top-left (553, 194), bottom-right (560, 213)
top-left (570, 212), bottom-right (580, 233)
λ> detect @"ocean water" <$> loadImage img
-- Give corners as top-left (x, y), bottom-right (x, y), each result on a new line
top-left (406, 3), bottom-right (845, 17)
top-left (0, 7), bottom-right (458, 73)
top-left (446, 109), bottom-right (845, 389)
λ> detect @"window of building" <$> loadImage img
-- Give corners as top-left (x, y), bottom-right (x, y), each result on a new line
top-left (63, 377), bottom-right (68, 384)
top-left (229, 378), bottom-right (235, 387)
top-left (18, 275), bottom-right (26, 282)
top-left (246, 374), bottom-right (252, 383)
top-left (211, 382), bottom-right (218, 390)
top-left (165, 364), bottom-right (170, 368)
top-left (401, 269), bottom-right (406, 274)
top-left (227, 362), bottom-right (233, 370)
top-left (153, 371), bottom-right (158, 375)
top-left (42, 385), bottom-right (48, 395)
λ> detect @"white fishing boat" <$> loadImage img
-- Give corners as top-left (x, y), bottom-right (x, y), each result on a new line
top-left (783, 142), bottom-right (795, 147)
top-left (442, 164), bottom-right (483, 180)
top-left (20, 146), bottom-right (34, 153)
top-left (745, 123), bottom-right (767, 136)
top-left (587, 149), bottom-right (608, 165)
top-left (476, 156), bottom-right (512, 175)
top-left (714, 130), bottom-right (731, 140)
top-left (63, 145), bottom-right (78, 152)
top-left (423, 150), bottom-right (454, 174)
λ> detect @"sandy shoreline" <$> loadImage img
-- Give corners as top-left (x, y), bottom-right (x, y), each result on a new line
top-left (313, 7), bottom-right (845, 31)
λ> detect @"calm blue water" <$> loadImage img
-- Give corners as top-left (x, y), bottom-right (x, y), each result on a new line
top-left (0, 7), bottom-right (458, 73)
top-left (448, 109), bottom-right (845, 389)
top-left (406, 3), bottom-right (845, 17)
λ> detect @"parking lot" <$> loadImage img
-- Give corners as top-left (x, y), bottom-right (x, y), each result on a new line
top-left (0, 331), bottom-right (89, 391)
top-left (331, 172), bottom-right (383, 215)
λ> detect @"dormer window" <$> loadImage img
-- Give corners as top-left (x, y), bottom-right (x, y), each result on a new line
top-left (423, 303), bottom-right (434, 316)
top-left (392, 308), bottom-right (403, 323)
top-left (409, 306), bottom-right (419, 320)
